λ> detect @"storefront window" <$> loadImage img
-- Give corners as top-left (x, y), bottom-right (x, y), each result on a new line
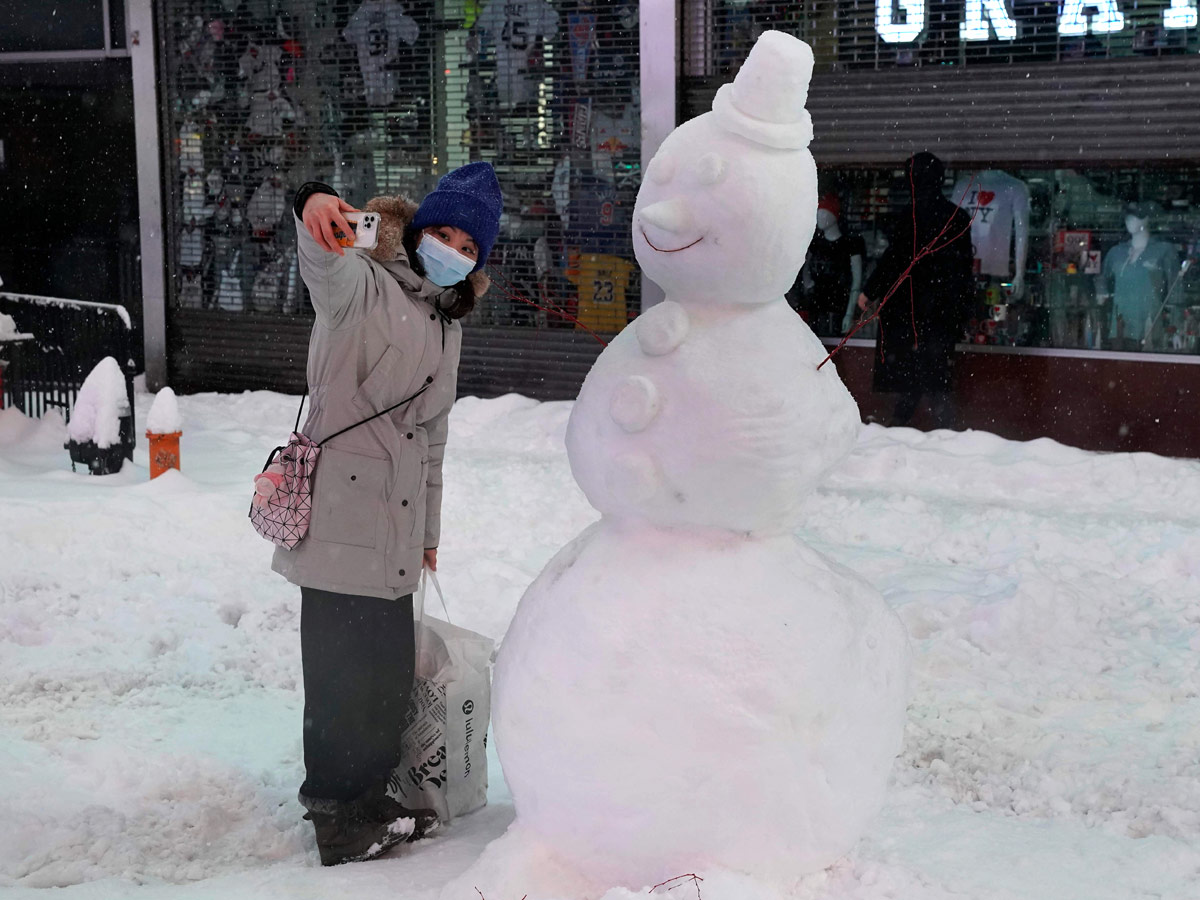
top-left (792, 166), bottom-right (1200, 354)
top-left (160, 0), bottom-right (641, 335)
top-left (683, 1), bottom-right (1200, 357)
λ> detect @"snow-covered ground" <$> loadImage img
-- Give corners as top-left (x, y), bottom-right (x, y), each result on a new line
top-left (1, 388), bottom-right (1198, 899)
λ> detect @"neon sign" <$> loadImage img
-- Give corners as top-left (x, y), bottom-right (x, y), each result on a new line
top-left (1058, 0), bottom-right (1124, 36)
top-left (875, 0), bottom-right (1198, 42)
top-left (959, 0), bottom-right (1017, 41)
top-left (877, 0), bottom-right (926, 43)
top-left (1164, 0), bottom-right (1198, 28)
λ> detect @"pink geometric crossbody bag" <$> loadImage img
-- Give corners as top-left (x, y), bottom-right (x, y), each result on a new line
top-left (249, 381), bottom-right (432, 549)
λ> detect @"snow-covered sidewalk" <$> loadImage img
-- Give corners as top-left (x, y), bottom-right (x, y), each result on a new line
top-left (1, 390), bottom-right (1198, 898)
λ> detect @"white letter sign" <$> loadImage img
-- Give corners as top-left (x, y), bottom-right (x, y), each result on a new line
top-left (876, 0), bottom-right (926, 43)
top-left (1163, 0), bottom-right (1198, 29)
top-left (1059, 0), bottom-right (1126, 35)
top-left (960, 0), bottom-right (1018, 40)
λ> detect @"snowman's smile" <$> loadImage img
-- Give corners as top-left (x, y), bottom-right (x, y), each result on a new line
top-left (641, 229), bottom-right (704, 254)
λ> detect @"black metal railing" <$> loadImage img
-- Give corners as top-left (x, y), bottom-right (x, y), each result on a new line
top-left (0, 293), bottom-right (136, 434)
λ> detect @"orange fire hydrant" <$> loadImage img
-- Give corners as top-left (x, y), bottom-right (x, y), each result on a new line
top-left (146, 387), bottom-right (182, 479)
top-left (147, 430), bottom-right (182, 479)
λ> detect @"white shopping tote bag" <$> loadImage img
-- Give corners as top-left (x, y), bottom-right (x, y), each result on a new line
top-left (388, 569), bottom-right (494, 822)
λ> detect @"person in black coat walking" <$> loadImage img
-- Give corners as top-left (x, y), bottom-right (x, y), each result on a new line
top-left (856, 152), bottom-right (974, 428)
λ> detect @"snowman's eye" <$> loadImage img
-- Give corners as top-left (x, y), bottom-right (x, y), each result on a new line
top-left (695, 153), bottom-right (728, 186)
top-left (648, 154), bottom-right (676, 185)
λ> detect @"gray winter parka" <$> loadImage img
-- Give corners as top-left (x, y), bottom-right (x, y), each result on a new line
top-left (272, 198), bottom-right (479, 600)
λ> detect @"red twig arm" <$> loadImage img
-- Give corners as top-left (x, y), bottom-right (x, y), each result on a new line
top-left (816, 172), bottom-right (979, 370)
top-left (649, 873), bottom-right (704, 899)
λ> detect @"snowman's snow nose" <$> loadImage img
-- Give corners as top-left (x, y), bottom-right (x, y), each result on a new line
top-left (638, 198), bottom-right (693, 235)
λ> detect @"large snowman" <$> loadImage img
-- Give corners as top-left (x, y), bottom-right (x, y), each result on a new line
top-left (450, 31), bottom-right (911, 898)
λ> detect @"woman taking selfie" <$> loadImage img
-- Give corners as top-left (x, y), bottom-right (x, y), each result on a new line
top-left (274, 162), bottom-right (501, 865)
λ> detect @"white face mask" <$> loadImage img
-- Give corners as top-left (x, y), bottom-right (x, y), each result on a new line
top-left (416, 234), bottom-right (476, 287)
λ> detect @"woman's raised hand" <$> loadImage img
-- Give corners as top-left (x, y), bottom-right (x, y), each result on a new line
top-left (302, 193), bottom-right (360, 256)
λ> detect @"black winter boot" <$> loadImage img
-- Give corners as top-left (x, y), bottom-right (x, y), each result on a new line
top-left (301, 791), bottom-right (417, 866)
top-left (360, 785), bottom-right (440, 842)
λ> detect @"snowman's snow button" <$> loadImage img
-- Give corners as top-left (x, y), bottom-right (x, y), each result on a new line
top-left (610, 375), bottom-right (660, 433)
top-left (636, 300), bottom-right (689, 357)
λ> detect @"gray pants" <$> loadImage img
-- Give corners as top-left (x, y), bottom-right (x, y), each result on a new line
top-left (299, 588), bottom-right (415, 803)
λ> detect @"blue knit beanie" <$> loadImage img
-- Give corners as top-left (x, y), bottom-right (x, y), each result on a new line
top-left (411, 162), bottom-right (503, 272)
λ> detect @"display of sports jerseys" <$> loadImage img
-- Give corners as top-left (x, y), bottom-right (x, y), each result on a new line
top-left (565, 170), bottom-right (624, 256)
top-left (245, 91), bottom-right (295, 138)
top-left (178, 120), bottom-right (205, 173)
top-left (238, 44), bottom-right (283, 94)
top-left (568, 253), bottom-right (635, 334)
top-left (952, 170), bottom-right (1031, 278)
top-left (250, 246), bottom-right (288, 312)
top-left (156, 0), bottom-right (638, 359)
top-left (567, 12), bottom-right (596, 82)
top-left (463, 0), bottom-right (485, 28)
top-left (590, 105), bottom-right (638, 177)
top-left (476, 0), bottom-right (559, 108)
top-left (182, 173), bottom-right (210, 220)
top-left (208, 201), bottom-right (239, 276)
top-left (217, 250), bottom-right (245, 311)
top-left (247, 179), bottom-right (288, 235)
top-left (552, 156), bottom-right (572, 225)
top-left (179, 220), bottom-right (206, 269)
top-left (343, 0), bottom-right (420, 107)
top-left (180, 270), bottom-right (204, 308)
top-left (491, 241), bottom-right (541, 325)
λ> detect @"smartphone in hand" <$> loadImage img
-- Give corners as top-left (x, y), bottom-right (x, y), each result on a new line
top-left (332, 211), bottom-right (380, 250)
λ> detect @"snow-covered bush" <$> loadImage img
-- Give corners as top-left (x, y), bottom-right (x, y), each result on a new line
top-left (68, 357), bottom-right (130, 449)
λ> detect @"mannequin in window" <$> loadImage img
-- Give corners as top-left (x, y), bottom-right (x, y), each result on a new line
top-left (951, 169), bottom-right (1031, 299)
top-left (788, 194), bottom-right (864, 336)
top-left (1097, 202), bottom-right (1180, 350)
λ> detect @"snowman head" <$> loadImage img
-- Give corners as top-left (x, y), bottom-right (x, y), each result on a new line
top-left (633, 31), bottom-right (818, 306)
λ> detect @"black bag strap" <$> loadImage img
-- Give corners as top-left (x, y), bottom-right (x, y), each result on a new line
top-left (317, 380), bottom-right (433, 448)
top-left (287, 301), bottom-right (447, 449)
top-left (281, 377), bottom-right (432, 453)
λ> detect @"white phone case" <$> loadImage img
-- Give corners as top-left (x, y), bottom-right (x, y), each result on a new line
top-left (338, 211), bottom-right (380, 250)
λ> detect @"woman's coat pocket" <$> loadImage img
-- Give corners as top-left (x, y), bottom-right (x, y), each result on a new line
top-left (309, 447), bottom-right (389, 548)
top-left (352, 345), bottom-right (405, 414)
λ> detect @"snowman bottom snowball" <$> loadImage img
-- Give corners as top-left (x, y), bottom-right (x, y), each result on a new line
top-left (489, 523), bottom-right (912, 889)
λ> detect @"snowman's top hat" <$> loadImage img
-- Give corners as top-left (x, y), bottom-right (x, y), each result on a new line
top-left (711, 30), bottom-right (814, 150)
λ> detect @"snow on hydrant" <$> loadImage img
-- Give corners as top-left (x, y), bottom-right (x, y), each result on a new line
top-left (449, 31), bottom-right (912, 900)
top-left (145, 387), bottom-right (183, 479)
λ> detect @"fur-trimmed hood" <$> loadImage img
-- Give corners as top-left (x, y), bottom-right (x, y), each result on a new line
top-left (364, 194), bottom-right (490, 299)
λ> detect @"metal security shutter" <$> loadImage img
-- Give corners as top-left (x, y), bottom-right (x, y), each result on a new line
top-left (458, 324), bottom-right (603, 400)
top-left (681, 1), bottom-right (1200, 166)
top-left (156, 0), bottom-right (641, 397)
top-left (169, 308), bottom-right (309, 393)
top-left (168, 311), bottom-right (603, 401)
top-left (685, 56), bottom-right (1200, 166)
